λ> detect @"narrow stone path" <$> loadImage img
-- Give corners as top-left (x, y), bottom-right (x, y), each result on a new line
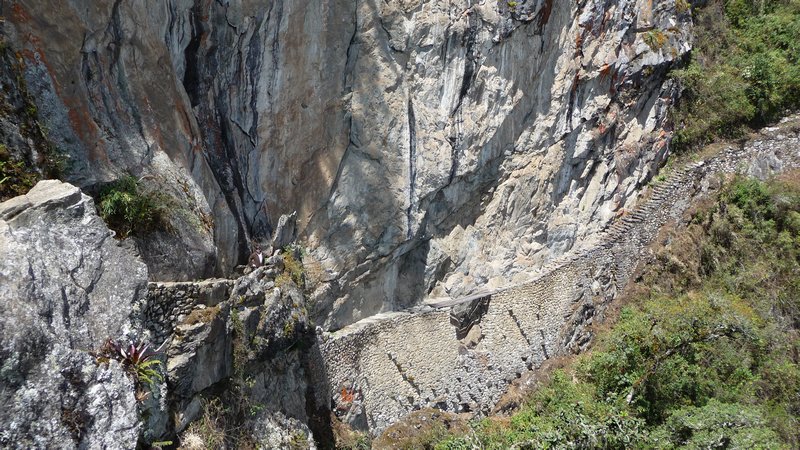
top-left (426, 146), bottom-right (770, 309)
top-left (319, 120), bottom-right (800, 433)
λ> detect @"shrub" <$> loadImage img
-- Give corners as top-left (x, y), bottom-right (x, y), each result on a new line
top-left (670, 0), bottom-right (800, 152)
top-left (275, 272), bottom-right (293, 289)
top-left (580, 292), bottom-right (761, 424)
top-left (282, 246), bottom-right (305, 286)
top-left (656, 400), bottom-right (781, 448)
top-left (97, 175), bottom-right (171, 238)
top-left (643, 29), bottom-right (668, 51)
top-left (276, 245), bottom-right (306, 289)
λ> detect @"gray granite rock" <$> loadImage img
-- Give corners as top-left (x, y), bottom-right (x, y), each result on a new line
top-left (0, 180), bottom-right (148, 449)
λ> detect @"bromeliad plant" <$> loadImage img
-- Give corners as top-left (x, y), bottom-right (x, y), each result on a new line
top-left (94, 338), bottom-right (165, 399)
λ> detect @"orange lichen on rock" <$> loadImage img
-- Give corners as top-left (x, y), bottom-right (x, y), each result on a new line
top-left (10, 3), bottom-right (32, 23)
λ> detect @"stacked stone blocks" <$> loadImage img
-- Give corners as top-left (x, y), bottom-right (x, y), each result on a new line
top-left (141, 279), bottom-right (234, 345)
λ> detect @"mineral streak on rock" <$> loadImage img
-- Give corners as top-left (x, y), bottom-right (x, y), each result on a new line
top-left (5, 0), bottom-right (692, 329)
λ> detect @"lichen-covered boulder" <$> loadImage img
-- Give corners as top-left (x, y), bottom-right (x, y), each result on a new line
top-left (0, 180), bottom-right (148, 449)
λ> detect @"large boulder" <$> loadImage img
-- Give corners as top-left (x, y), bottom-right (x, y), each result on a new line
top-left (0, 180), bottom-right (148, 449)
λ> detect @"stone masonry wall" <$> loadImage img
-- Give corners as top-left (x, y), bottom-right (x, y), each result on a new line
top-left (138, 279), bottom-right (234, 345)
top-left (319, 121), bottom-right (800, 433)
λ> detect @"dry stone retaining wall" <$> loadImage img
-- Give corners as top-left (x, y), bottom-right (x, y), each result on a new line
top-left (319, 124), bottom-right (800, 433)
top-left (138, 279), bottom-right (234, 345)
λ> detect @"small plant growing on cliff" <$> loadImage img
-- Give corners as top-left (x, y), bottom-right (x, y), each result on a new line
top-left (280, 245), bottom-right (306, 287)
top-left (643, 29), bottom-right (668, 51)
top-left (231, 309), bottom-right (249, 378)
top-left (282, 319), bottom-right (296, 338)
top-left (95, 338), bottom-right (164, 395)
top-left (182, 398), bottom-right (227, 449)
top-left (97, 175), bottom-right (172, 238)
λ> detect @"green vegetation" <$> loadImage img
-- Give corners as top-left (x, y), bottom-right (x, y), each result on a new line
top-left (670, 0), bottom-right (800, 151)
top-left (288, 430), bottom-right (311, 450)
top-left (0, 40), bottom-right (64, 201)
top-left (231, 308), bottom-right (248, 378)
top-left (94, 338), bottom-right (164, 400)
top-left (643, 29), bottom-right (669, 51)
top-left (182, 398), bottom-right (228, 450)
top-left (97, 175), bottom-right (172, 238)
top-left (180, 308), bottom-right (266, 448)
top-left (0, 143), bottom-right (38, 198)
top-left (276, 245), bottom-right (306, 289)
top-left (430, 174), bottom-right (800, 449)
top-left (182, 306), bottom-right (220, 326)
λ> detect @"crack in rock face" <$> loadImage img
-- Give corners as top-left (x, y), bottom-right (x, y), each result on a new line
top-left (6, 0), bottom-right (691, 330)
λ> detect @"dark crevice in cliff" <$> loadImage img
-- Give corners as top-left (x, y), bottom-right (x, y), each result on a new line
top-left (183, 3), bottom-right (204, 108)
top-left (447, 134), bottom-right (459, 184)
top-left (246, 26), bottom-right (262, 148)
top-left (395, 239), bottom-right (432, 308)
top-left (106, 0), bottom-right (125, 67)
top-left (219, 118), bottom-right (254, 247)
top-left (303, 340), bottom-right (335, 449)
top-left (165, 2), bottom-right (177, 51)
top-left (377, 17), bottom-right (395, 51)
top-left (451, 16), bottom-right (479, 116)
top-left (537, 0), bottom-right (555, 30)
top-left (343, 9), bottom-right (359, 92)
top-left (266, 0), bottom-right (284, 100)
top-left (406, 99), bottom-right (417, 239)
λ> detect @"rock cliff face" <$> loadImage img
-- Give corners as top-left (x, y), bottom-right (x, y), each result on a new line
top-left (5, 0), bottom-right (690, 327)
top-left (0, 180), bottom-right (147, 448)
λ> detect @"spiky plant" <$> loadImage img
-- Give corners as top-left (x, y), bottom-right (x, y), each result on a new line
top-left (95, 338), bottom-right (164, 395)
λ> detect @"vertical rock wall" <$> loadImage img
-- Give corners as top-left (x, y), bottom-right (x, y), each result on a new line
top-left (4, 0), bottom-right (691, 327)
